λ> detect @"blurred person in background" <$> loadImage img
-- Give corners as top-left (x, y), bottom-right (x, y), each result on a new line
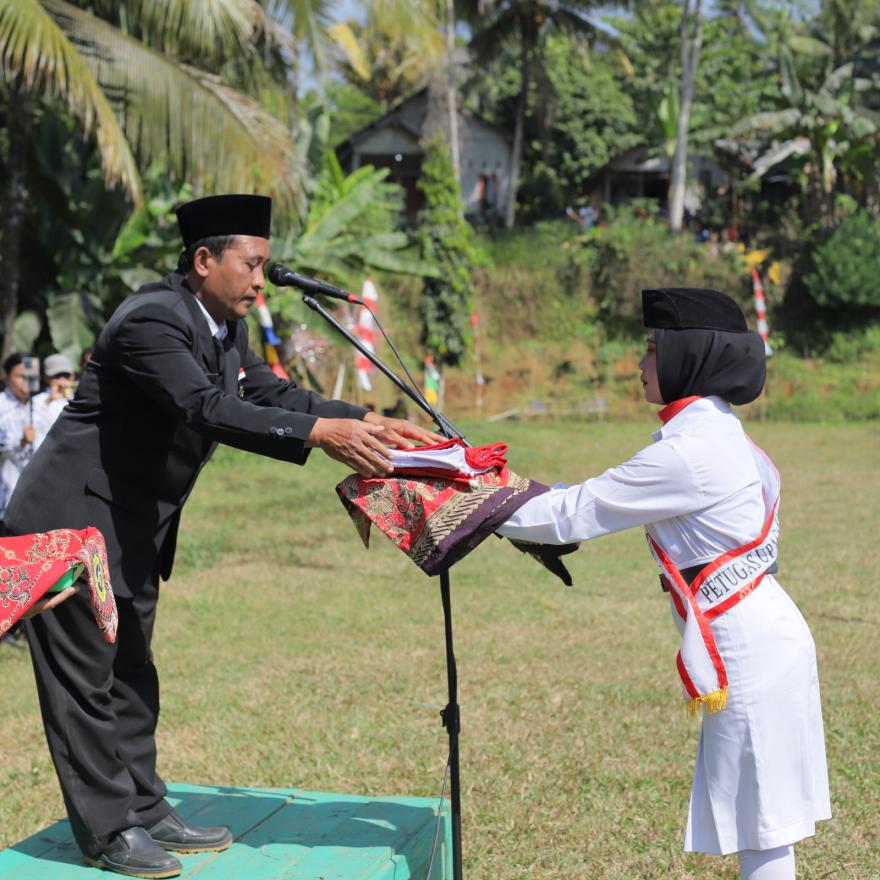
top-left (0, 352), bottom-right (38, 649)
top-left (0, 353), bottom-right (37, 527)
top-left (30, 353), bottom-right (77, 447)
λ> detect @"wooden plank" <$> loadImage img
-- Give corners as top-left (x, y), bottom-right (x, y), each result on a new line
top-left (0, 824), bottom-right (91, 880)
top-left (0, 784), bottom-right (451, 880)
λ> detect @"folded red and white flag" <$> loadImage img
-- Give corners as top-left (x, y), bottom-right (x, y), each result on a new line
top-left (389, 438), bottom-right (508, 484)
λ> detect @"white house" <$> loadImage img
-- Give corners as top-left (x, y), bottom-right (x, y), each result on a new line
top-left (336, 89), bottom-right (513, 223)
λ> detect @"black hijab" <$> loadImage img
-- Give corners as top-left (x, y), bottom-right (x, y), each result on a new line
top-left (642, 287), bottom-right (766, 406)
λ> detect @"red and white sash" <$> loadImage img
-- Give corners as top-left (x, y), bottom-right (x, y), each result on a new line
top-left (647, 438), bottom-right (781, 716)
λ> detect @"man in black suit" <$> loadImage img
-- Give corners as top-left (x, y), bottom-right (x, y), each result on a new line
top-left (8, 195), bottom-right (438, 879)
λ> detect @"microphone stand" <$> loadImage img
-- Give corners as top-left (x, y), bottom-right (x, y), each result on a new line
top-left (301, 292), bottom-right (465, 880)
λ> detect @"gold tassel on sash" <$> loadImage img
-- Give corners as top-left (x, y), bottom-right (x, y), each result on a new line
top-left (686, 686), bottom-right (728, 717)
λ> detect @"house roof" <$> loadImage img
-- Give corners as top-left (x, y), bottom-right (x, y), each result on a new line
top-left (335, 88), bottom-right (512, 155)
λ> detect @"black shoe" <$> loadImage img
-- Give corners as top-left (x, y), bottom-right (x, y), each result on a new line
top-left (85, 827), bottom-right (182, 878)
top-left (146, 809), bottom-right (233, 854)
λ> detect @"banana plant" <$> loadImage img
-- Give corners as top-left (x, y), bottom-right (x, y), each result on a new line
top-left (732, 61), bottom-right (879, 228)
top-left (279, 153), bottom-right (436, 284)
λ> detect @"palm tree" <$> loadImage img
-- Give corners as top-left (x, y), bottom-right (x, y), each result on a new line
top-left (0, 0), bottom-right (303, 357)
top-left (464, 0), bottom-right (626, 228)
top-left (329, 0), bottom-right (463, 185)
top-left (329, 17), bottom-right (442, 112)
top-left (328, 1), bottom-right (444, 112)
top-left (266, 0), bottom-right (333, 139)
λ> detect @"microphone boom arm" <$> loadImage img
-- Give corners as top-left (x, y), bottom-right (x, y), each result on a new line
top-left (298, 286), bottom-right (468, 880)
top-left (300, 294), bottom-right (466, 442)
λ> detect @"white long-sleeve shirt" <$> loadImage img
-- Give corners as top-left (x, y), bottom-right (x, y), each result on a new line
top-left (497, 396), bottom-right (767, 570)
top-left (499, 395), bottom-right (832, 855)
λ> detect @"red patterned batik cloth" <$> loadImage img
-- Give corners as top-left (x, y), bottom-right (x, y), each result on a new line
top-left (0, 528), bottom-right (118, 643)
top-left (336, 464), bottom-right (578, 584)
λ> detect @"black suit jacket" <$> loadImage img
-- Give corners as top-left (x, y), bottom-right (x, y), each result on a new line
top-left (5, 273), bottom-right (366, 595)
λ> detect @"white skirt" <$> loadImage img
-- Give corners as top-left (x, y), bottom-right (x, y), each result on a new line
top-left (678, 577), bottom-right (832, 855)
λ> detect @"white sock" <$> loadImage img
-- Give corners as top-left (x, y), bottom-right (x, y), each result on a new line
top-left (738, 845), bottom-right (796, 880)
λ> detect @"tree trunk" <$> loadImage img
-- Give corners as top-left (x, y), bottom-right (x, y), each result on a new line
top-left (505, 17), bottom-right (532, 229)
top-left (446, 0), bottom-right (460, 180)
top-left (669, 0), bottom-right (703, 232)
top-left (288, 39), bottom-right (300, 143)
top-left (0, 83), bottom-right (31, 360)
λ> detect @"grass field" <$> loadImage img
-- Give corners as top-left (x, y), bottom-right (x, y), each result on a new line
top-left (2, 420), bottom-right (879, 879)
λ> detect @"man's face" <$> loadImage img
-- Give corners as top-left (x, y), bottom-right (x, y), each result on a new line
top-left (4, 364), bottom-right (30, 403)
top-left (193, 235), bottom-right (271, 322)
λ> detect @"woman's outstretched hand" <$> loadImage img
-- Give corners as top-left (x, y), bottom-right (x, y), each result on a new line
top-left (362, 411), bottom-right (444, 450)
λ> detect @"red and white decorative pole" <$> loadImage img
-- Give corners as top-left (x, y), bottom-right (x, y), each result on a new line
top-left (470, 310), bottom-right (484, 413)
top-left (255, 292), bottom-right (290, 379)
top-left (354, 277), bottom-right (379, 392)
top-left (751, 268), bottom-right (773, 357)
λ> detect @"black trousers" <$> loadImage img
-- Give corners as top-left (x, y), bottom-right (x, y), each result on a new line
top-left (24, 571), bottom-right (172, 857)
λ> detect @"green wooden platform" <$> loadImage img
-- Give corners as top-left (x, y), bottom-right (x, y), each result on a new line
top-left (0, 783), bottom-right (451, 879)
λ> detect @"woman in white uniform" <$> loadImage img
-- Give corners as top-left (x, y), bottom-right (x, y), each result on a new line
top-left (497, 287), bottom-right (830, 880)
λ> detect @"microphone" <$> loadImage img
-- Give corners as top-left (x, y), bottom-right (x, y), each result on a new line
top-left (267, 264), bottom-right (362, 304)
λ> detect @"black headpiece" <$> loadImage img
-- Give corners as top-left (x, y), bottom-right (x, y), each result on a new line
top-left (642, 287), bottom-right (748, 332)
top-left (175, 194), bottom-right (272, 247)
top-left (641, 287), bottom-right (766, 405)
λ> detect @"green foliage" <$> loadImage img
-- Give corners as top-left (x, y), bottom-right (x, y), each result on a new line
top-left (269, 149), bottom-right (435, 327)
top-left (516, 164), bottom-right (564, 222)
top-left (1, 0), bottom-right (302, 206)
top-left (579, 207), bottom-right (750, 337)
top-left (46, 290), bottom-right (104, 361)
top-left (466, 33), bottom-right (639, 209)
top-left (610, 5), bottom-right (782, 143)
top-left (477, 219), bottom-right (579, 270)
top-left (762, 347), bottom-right (880, 421)
top-left (532, 35), bottom-right (640, 200)
top-left (304, 82), bottom-right (382, 148)
top-left (327, 13), bottom-right (441, 112)
top-left (13, 312), bottom-right (41, 353)
top-left (825, 324), bottom-right (880, 363)
top-left (416, 137), bottom-right (477, 368)
top-left (285, 152), bottom-right (431, 281)
top-left (18, 109), bottom-right (190, 359)
top-left (804, 210), bottom-right (880, 313)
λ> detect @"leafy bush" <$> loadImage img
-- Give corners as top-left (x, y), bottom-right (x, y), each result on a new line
top-left (755, 349), bottom-right (880, 422)
top-left (825, 325), bottom-right (880, 364)
top-left (804, 211), bottom-right (880, 313)
top-left (476, 219), bottom-right (577, 270)
top-left (516, 164), bottom-right (564, 223)
top-left (582, 208), bottom-right (750, 337)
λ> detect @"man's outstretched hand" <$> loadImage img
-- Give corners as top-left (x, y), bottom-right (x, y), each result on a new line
top-left (308, 413), bottom-right (443, 477)
top-left (308, 418), bottom-right (393, 477)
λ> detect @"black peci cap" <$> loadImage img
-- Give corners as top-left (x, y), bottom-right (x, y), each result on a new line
top-left (642, 287), bottom-right (749, 333)
top-left (176, 194), bottom-right (272, 247)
